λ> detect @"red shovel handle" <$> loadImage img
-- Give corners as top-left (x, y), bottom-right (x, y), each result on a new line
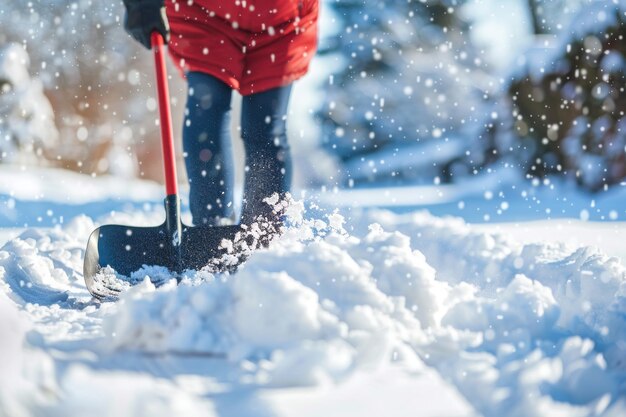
top-left (151, 32), bottom-right (178, 196)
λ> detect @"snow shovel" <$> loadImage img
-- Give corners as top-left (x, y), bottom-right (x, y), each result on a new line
top-left (83, 32), bottom-right (241, 299)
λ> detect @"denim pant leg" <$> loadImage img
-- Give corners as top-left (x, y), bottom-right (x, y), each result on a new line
top-left (240, 84), bottom-right (293, 224)
top-left (183, 72), bottom-right (235, 226)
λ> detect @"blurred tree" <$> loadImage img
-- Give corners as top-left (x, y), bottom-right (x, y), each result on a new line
top-left (0, 0), bottom-right (179, 180)
top-left (525, 0), bottom-right (545, 34)
top-left (524, 0), bottom-right (588, 34)
top-left (0, 44), bottom-right (58, 165)
top-left (506, 1), bottom-right (626, 191)
top-left (318, 0), bottom-right (492, 186)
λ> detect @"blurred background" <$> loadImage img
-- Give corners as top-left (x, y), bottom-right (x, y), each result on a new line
top-left (0, 0), bottom-right (624, 196)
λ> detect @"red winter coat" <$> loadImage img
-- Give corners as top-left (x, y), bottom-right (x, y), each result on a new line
top-left (166, 0), bottom-right (319, 95)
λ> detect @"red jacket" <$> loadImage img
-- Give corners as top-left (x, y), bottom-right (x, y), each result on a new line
top-left (166, 0), bottom-right (319, 95)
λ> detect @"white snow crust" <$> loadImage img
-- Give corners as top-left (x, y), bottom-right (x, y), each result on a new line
top-left (1, 193), bottom-right (625, 416)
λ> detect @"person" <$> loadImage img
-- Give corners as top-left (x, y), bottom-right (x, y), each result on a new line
top-left (121, 0), bottom-right (319, 228)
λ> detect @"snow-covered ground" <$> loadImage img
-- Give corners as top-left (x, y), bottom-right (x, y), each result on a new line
top-left (1, 166), bottom-right (626, 417)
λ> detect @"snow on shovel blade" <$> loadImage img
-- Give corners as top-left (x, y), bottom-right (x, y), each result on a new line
top-left (83, 34), bottom-right (248, 301)
top-left (83, 222), bottom-right (241, 300)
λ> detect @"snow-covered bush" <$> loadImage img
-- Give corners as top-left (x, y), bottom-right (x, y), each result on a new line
top-left (317, 0), bottom-right (494, 186)
top-left (0, 44), bottom-right (58, 164)
top-left (0, 1), bottom-right (164, 178)
top-left (506, 0), bottom-right (626, 191)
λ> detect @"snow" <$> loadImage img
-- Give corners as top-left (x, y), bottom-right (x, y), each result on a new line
top-left (1, 1), bottom-right (624, 414)
top-left (342, 136), bottom-right (468, 185)
top-left (0, 165), bottom-right (163, 228)
top-left (0, 44), bottom-right (58, 165)
top-left (1, 166), bottom-right (626, 416)
top-left (0, 292), bottom-right (30, 415)
top-left (508, 0), bottom-right (626, 84)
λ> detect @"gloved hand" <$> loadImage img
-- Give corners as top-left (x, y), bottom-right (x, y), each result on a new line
top-left (122, 0), bottom-right (170, 49)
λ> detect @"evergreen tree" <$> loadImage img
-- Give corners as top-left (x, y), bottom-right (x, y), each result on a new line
top-left (506, 0), bottom-right (626, 190)
top-left (318, 0), bottom-right (489, 185)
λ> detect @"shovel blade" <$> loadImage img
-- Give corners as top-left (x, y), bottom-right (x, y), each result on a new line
top-left (84, 222), bottom-right (241, 299)
top-left (180, 224), bottom-right (242, 270)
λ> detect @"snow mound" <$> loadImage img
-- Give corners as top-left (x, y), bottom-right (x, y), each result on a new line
top-left (0, 216), bottom-right (93, 304)
top-left (105, 212), bottom-right (431, 386)
top-left (104, 207), bottom-right (626, 413)
top-left (366, 210), bottom-right (626, 416)
top-left (1, 204), bottom-right (626, 415)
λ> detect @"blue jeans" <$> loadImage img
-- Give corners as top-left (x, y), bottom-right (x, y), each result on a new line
top-left (183, 71), bottom-right (293, 226)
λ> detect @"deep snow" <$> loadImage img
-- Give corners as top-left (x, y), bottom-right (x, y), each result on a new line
top-left (1, 166), bottom-right (626, 417)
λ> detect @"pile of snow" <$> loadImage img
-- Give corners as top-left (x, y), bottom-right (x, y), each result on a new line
top-left (363, 210), bottom-right (626, 416)
top-left (0, 216), bottom-right (95, 304)
top-left (1, 196), bottom-right (626, 415)
top-left (99, 204), bottom-right (626, 415)
top-left (105, 211), bottom-right (430, 387)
